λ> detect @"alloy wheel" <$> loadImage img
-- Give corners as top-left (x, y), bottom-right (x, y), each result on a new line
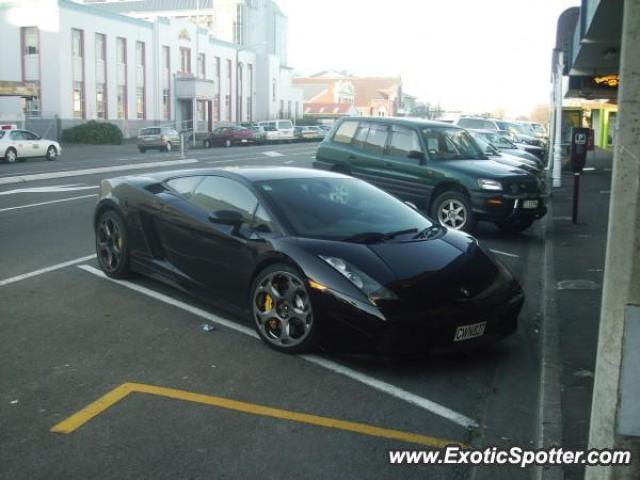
top-left (47, 146), bottom-right (57, 160)
top-left (5, 149), bottom-right (16, 163)
top-left (97, 216), bottom-right (124, 273)
top-left (438, 199), bottom-right (467, 229)
top-left (253, 271), bottom-right (313, 348)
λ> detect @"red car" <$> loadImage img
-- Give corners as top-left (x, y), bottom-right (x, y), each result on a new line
top-left (203, 126), bottom-right (257, 148)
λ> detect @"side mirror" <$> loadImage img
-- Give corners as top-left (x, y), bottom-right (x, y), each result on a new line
top-left (209, 209), bottom-right (244, 226)
top-left (407, 150), bottom-right (425, 162)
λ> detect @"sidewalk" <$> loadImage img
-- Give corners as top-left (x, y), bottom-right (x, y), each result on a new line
top-left (546, 148), bottom-right (613, 480)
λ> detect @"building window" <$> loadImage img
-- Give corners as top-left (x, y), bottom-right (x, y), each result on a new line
top-left (23, 26), bottom-right (39, 55)
top-left (225, 94), bottom-right (231, 121)
top-left (197, 100), bottom-right (207, 122)
top-left (197, 53), bottom-right (205, 79)
top-left (214, 57), bottom-right (221, 120)
top-left (162, 46), bottom-right (170, 120)
top-left (116, 37), bottom-right (127, 119)
top-left (180, 47), bottom-right (191, 74)
top-left (272, 79), bottom-right (276, 102)
top-left (73, 82), bottom-right (83, 119)
top-left (136, 41), bottom-right (145, 119)
top-left (287, 100), bottom-right (292, 119)
top-left (95, 33), bottom-right (107, 119)
top-left (71, 29), bottom-right (84, 119)
top-left (117, 86), bottom-right (126, 119)
top-left (23, 97), bottom-right (40, 117)
top-left (279, 100), bottom-right (284, 119)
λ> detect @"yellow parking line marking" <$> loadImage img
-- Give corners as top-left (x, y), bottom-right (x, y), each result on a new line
top-left (51, 382), bottom-right (466, 449)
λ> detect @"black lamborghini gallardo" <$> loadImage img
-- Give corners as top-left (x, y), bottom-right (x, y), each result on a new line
top-left (94, 167), bottom-right (523, 354)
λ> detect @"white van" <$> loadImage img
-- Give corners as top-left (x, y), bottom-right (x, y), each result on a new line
top-left (257, 119), bottom-right (295, 142)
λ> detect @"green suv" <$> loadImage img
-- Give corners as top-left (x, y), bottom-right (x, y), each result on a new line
top-left (313, 117), bottom-right (547, 233)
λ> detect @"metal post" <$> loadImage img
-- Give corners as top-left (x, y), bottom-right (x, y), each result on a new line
top-left (571, 172), bottom-right (580, 224)
top-left (180, 133), bottom-right (185, 159)
top-left (552, 51), bottom-right (564, 188)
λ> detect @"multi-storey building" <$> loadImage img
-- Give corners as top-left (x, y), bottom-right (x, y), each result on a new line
top-left (0, 0), bottom-right (302, 138)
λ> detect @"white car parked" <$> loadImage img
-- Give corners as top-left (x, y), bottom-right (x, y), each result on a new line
top-left (257, 119), bottom-right (295, 142)
top-left (0, 129), bottom-right (61, 163)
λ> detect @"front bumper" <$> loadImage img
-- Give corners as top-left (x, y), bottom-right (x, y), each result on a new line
top-left (310, 284), bottom-right (523, 355)
top-left (470, 191), bottom-right (547, 223)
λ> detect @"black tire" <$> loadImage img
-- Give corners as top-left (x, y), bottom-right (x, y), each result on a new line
top-left (430, 190), bottom-right (477, 232)
top-left (163, 142), bottom-right (172, 153)
top-left (139, 147), bottom-right (146, 153)
top-left (496, 218), bottom-right (535, 234)
top-left (250, 263), bottom-right (317, 354)
top-left (45, 145), bottom-right (58, 161)
top-left (4, 148), bottom-right (17, 163)
top-left (95, 210), bottom-right (131, 279)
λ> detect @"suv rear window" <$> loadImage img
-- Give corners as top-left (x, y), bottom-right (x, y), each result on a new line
top-left (140, 128), bottom-right (161, 135)
top-left (332, 121), bottom-right (358, 144)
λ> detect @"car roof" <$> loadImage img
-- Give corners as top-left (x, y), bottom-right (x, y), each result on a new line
top-left (340, 116), bottom-right (458, 129)
top-left (144, 166), bottom-right (350, 184)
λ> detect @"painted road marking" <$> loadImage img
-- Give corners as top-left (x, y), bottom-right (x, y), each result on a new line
top-left (0, 184), bottom-right (98, 195)
top-left (0, 254), bottom-right (96, 288)
top-left (79, 265), bottom-right (479, 429)
top-left (489, 249), bottom-right (520, 259)
top-left (50, 382), bottom-right (465, 448)
top-left (0, 159), bottom-right (199, 185)
top-left (0, 194), bottom-right (98, 213)
top-left (262, 151), bottom-right (284, 157)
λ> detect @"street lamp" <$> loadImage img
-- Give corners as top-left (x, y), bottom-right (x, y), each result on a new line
top-left (235, 42), bottom-right (267, 125)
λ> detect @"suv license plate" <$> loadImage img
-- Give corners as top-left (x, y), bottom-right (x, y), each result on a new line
top-left (523, 199), bottom-right (539, 209)
top-left (453, 322), bottom-right (487, 342)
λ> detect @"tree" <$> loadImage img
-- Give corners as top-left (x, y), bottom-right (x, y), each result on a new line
top-left (529, 103), bottom-right (550, 124)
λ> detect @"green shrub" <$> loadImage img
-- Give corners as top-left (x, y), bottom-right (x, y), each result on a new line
top-left (61, 121), bottom-right (123, 145)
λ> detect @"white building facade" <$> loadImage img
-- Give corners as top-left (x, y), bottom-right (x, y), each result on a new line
top-left (0, 0), bottom-right (302, 138)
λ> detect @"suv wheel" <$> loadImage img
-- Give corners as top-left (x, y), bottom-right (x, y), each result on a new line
top-left (431, 191), bottom-right (476, 232)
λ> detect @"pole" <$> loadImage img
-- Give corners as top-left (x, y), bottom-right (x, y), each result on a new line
top-left (236, 48), bottom-right (240, 125)
top-left (586, 0), bottom-right (640, 478)
top-left (180, 133), bottom-right (185, 159)
top-left (571, 172), bottom-right (580, 224)
top-left (552, 51), bottom-right (563, 188)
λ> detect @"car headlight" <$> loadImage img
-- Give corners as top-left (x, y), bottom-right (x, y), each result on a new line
top-left (319, 255), bottom-right (397, 303)
top-left (478, 178), bottom-right (503, 191)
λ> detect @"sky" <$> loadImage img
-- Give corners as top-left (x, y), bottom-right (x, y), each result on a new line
top-left (278, 0), bottom-right (579, 118)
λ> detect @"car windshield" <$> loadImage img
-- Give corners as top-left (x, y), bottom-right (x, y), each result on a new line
top-left (422, 127), bottom-right (485, 160)
top-left (256, 177), bottom-right (432, 241)
top-left (140, 128), bottom-right (161, 135)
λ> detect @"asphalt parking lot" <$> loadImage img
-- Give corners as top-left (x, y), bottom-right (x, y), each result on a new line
top-left (1, 141), bottom-right (544, 479)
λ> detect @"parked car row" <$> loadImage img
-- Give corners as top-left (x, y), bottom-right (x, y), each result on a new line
top-left (199, 121), bottom-right (332, 149)
top-left (313, 116), bottom-right (548, 234)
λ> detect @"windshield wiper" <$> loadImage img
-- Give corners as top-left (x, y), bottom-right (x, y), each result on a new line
top-left (412, 225), bottom-right (444, 240)
top-left (343, 228), bottom-right (418, 244)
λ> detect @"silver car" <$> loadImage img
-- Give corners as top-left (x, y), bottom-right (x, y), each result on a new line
top-left (0, 129), bottom-right (61, 163)
top-left (137, 126), bottom-right (181, 153)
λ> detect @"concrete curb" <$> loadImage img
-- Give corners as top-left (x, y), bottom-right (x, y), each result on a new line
top-left (535, 198), bottom-right (564, 480)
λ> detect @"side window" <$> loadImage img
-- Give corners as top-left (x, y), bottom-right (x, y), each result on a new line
top-left (166, 176), bottom-right (203, 199)
top-left (191, 176), bottom-right (258, 223)
top-left (363, 124), bottom-right (388, 154)
top-left (10, 131), bottom-right (24, 140)
top-left (482, 120), bottom-right (495, 130)
top-left (252, 205), bottom-right (279, 234)
top-left (22, 131), bottom-right (38, 140)
top-left (388, 126), bottom-right (422, 160)
top-left (332, 120), bottom-right (358, 144)
top-left (352, 123), bottom-right (370, 149)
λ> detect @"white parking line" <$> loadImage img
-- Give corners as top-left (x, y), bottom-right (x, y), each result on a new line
top-left (489, 249), bottom-right (520, 259)
top-left (0, 254), bottom-right (96, 287)
top-left (0, 194), bottom-right (98, 213)
top-left (78, 264), bottom-right (479, 429)
top-left (0, 159), bottom-right (199, 185)
top-left (262, 151), bottom-right (284, 157)
top-left (0, 184), bottom-right (98, 195)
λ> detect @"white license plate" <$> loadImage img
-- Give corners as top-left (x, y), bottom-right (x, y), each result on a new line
top-left (453, 322), bottom-right (487, 342)
top-left (522, 199), bottom-right (539, 209)
top-left (241, 139), bottom-right (248, 143)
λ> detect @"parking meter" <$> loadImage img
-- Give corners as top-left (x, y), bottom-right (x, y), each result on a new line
top-left (570, 127), bottom-right (590, 173)
top-left (570, 127), bottom-right (591, 224)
